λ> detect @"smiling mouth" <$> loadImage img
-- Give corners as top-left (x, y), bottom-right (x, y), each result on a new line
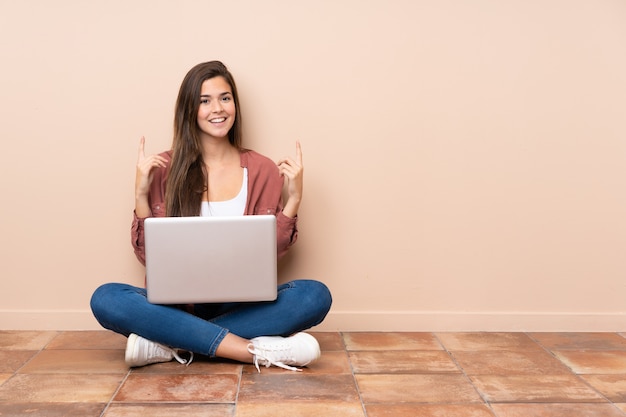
top-left (210, 117), bottom-right (226, 123)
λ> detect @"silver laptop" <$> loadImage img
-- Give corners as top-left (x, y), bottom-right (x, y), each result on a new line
top-left (144, 215), bottom-right (277, 304)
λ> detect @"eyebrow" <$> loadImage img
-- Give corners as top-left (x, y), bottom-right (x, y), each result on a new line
top-left (200, 92), bottom-right (232, 98)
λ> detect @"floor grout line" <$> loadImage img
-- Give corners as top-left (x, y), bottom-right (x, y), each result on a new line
top-left (340, 331), bottom-right (370, 417)
top-left (433, 332), bottom-right (498, 416)
top-left (99, 367), bottom-right (132, 417)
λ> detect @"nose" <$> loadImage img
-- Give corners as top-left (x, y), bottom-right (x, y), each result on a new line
top-left (210, 99), bottom-right (223, 113)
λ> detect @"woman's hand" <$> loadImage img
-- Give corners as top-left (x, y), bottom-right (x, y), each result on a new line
top-left (135, 136), bottom-right (167, 217)
top-left (277, 141), bottom-right (304, 218)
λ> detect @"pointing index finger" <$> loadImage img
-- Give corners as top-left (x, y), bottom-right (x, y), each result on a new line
top-left (296, 140), bottom-right (303, 165)
top-left (138, 136), bottom-right (146, 161)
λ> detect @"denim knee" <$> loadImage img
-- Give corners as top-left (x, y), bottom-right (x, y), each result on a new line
top-left (295, 279), bottom-right (332, 326)
top-left (90, 283), bottom-right (113, 318)
top-left (89, 282), bottom-right (139, 335)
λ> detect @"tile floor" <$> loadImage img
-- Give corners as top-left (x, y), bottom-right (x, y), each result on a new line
top-left (1, 331), bottom-right (626, 416)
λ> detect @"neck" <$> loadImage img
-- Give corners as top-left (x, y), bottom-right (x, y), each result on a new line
top-left (201, 137), bottom-right (238, 167)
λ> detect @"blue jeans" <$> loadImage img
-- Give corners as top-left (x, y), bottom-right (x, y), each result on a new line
top-left (90, 280), bottom-right (332, 357)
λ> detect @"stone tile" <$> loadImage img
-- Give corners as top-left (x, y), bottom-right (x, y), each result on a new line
top-left (452, 350), bottom-right (572, 375)
top-left (235, 401), bottom-right (365, 417)
top-left (302, 351), bottom-right (352, 374)
top-left (490, 403), bottom-right (625, 417)
top-left (436, 332), bottom-right (538, 351)
top-left (0, 331), bottom-right (58, 350)
top-left (0, 373), bottom-right (11, 385)
top-left (4, 331), bottom-right (626, 415)
top-left (343, 332), bottom-right (441, 351)
top-left (131, 358), bottom-right (242, 375)
top-left (104, 403), bottom-right (235, 416)
top-left (310, 331), bottom-right (345, 351)
top-left (243, 351), bottom-right (351, 375)
top-left (47, 330), bottom-right (127, 350)
top-left (238, 374), bottom-right (359, 402)
top-left (365, 404), bottom-right (495, 417)
top-left (0, 374), bottom-right (124, 402)
top-left (553, 351), bottom-right (626, 374)
top-left (356, 374), bottom-right (482, 403)
top-left (349, 350), bottom-right (460, 374)
top-left (0, 350), bottom-right (37, 373)
top-left (530, 332), bottom-right (626, 351)
top-left (579, 374), bottom-right (626, 402)
top-left (114, 373), bottom-right (238, 403)
top-left (470, 374), bottom-right (605, 403)
top-left (0, 402), bottom-right (107, 416)
top-left (18, 349), bottom-right (128, 374)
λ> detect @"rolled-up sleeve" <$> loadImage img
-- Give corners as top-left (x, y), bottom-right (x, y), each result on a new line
top-left (131, 211), bottom-right (147, 265)
top-left (130, 151), bottom-right (170, 266)
top-left (276, 211), bottom-right (298, 258)
top-left (244, 150), bottom-right (300, 259)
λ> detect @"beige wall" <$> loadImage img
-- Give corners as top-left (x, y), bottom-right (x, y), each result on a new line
top-left (1, 0), bottom-right (625, 331)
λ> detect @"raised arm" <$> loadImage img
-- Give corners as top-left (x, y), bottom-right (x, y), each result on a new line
top-left (277, 141), bottom-right (304, 219)
top-left (135, 136), bottom-right (168, 218)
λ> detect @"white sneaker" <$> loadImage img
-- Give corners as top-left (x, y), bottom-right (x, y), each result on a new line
top-left (125, 333), bottom-right (193, 367)
top-left (248, 332), bottom-right (321, 372)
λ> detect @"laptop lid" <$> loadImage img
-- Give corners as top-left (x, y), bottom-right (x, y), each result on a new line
top-left (144, 215), bottom-right (277, 304)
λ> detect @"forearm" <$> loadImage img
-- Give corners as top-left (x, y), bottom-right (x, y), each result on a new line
top-left (135, 194), bottom-right (152, 218)
top-left (281, 196), bottom-right (301, 219)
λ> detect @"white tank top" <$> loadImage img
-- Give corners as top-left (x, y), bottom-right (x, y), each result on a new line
top-left (200, 168), bottom-right (248, 217)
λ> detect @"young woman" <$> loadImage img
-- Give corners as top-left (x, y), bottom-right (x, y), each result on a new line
top-left (90, 61), bottom-right (332, 371)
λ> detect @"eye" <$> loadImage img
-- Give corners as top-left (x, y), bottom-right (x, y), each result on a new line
top-left (200, 98), bottom-right (209, 104)
top-left (221, 95), bottom-right (232, 102)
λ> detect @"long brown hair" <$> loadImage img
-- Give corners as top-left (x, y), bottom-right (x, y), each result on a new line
top-left (165, 61), bottom-right (243, 216)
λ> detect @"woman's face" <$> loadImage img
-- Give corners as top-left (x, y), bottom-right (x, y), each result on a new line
top-left (196, 76), bottom-right (236, 141)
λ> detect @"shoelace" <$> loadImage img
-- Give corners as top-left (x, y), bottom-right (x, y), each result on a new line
top-left (155, 344), bottom-right (194, 366)
top-left (247, 343), bottom-right (301, 372)
top-left (173, 350), bottom-right (194, 366)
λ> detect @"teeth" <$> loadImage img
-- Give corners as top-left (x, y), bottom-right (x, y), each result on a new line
top-left (210, 118), bottom-right (226, 123)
